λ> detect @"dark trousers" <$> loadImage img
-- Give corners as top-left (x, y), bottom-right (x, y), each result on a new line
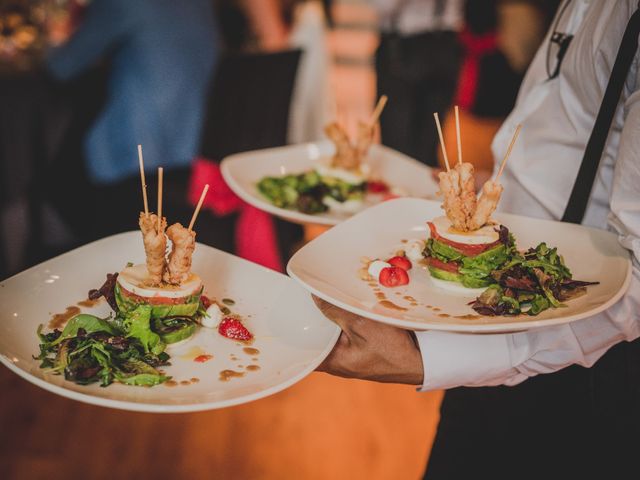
top-left (375, 31), bottom-right (461, 167)
top-left (424, 337), bottom-right (640, 480)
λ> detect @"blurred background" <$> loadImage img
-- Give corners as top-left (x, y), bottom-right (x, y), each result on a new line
top-left (0, 0), bottom-right (558, 478)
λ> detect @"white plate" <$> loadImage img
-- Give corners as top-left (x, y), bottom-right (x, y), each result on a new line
top-left (0, 232), bottom-right (340, 413)
top-left (287, 198), bottom-right (632, 333)
top-left (221, 140), bottom-right (438, 226)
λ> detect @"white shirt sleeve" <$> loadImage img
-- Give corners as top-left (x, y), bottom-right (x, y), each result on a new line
top-left (416, 70), bottom-right (640, 393)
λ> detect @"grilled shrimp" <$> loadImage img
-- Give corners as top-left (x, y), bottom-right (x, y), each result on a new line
top-left (438, 170), bottom-right (468, 231)
top-left (324, 122), bottom-right (359, 170)
top-left (468, 180), bottom-right (503, 230)
top-left (139, 213), bottom-right (167, 286)
top-left (163, 223), bottom-right (196, 285)
top-left (455, 162), bottom-right (477, 224)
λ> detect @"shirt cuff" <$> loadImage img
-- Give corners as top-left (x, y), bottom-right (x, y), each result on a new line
top-left (415, 330), bottom-right (514, 391)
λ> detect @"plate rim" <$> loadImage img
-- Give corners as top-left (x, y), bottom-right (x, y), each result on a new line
top-left (0, 232), bottom-right (341, 413)
top-left (286, 197), bottom-right (633, 334)
top-left (220, 140), bottom-right (434, 226)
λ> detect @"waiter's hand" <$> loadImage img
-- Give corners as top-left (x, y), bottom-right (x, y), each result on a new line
top-left (314, 297), bottom-right (424, 385)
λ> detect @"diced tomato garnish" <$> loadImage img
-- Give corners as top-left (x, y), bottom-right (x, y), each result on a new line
top-left (200, 295), bottom-right (212, 309)
top-left (387, 256), bottom-right (412, 271)
top-left (425, 256), bottom-right (460, 273)
top-left (367, 180), bottom-right (389, 193)
top-left (194, 354), bottom-right (213, 363)
top-left (427, 222), bottom-right (501, 257)
top-left (379, 266), bottom-right (410, 287)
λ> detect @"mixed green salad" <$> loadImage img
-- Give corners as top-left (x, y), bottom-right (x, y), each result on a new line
top-left (257, 170), bottom-right (367, 214)
top-left (423, 226), bottom-right (598, 316)
top-left (471, 242), bottom-right (598, 316)
top-left (35, 273), bottom-right (207, 387)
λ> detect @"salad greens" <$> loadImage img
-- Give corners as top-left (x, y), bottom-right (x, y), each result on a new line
top-left (423, 226), bottom-right (598, 316)
top-left (35, 315), bottom-right (170, 387)
top-left (35, 272), bottom-right (208, 388)
top-left (471, 242), bottom-right (598, 316)
top-left (257, 170), bottom-right (366, 214)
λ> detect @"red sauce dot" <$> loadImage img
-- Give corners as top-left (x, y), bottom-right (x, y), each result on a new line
top-left (194, 354), bottom-right (213, 363)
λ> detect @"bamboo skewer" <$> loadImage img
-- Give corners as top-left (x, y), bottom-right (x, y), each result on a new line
top-left (454, 106), bottom-right (462, 166)
top-left (434, 112), bottom-right (450, 172)
top-left (157, 167), bottom-right (163, 231)
top-left (188, 184), bottom-right (210, 231)
top-left (369, 95), bottom-right (388, 126)
top-left (138, 145), bottom-right (149, 216)
top-left (496, 124), bottom-right (522, 180)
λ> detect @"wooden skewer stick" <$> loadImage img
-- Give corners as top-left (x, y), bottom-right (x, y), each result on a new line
top-left (157, 167), bottom-right (163, 231)
top-left (137, 145), bottom-right (149, 216)
top-left (496, 124), bottom-right (522, 180)
top-left (434, 112), bottom-right (450, 172)
top-left (369, 95), bottom-right (388, 126)
top-left (188, 184), bottom-right (210, 231)
top-left (454, 106), bottom-right (462, 166)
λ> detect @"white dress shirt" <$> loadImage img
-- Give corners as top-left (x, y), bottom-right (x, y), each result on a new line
top-left (416, 0), bottom-right (640, 390)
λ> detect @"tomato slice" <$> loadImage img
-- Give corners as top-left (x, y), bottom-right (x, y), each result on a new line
top-left (119, 285), bottom-right (191, 305)
top-left (379, 266), bottom-right (410, 287)
top-left (427, 222), bottom-right (501, 257)
top-left (387, 256), bottom-right (412, 271)
top-left (200, 295), bottom-right (212, 309)
top-left (425, 256), bottom-right (460, 273)
top-left (367, 180), bottom-right (389, 193)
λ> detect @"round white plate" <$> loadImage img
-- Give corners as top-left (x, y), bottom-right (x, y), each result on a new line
top-left (287, 198), bottom-right (632, 333)
top-left (0, 232), bottom-right (340, 413)
top-left (221, 140), bottom-right (438, 226)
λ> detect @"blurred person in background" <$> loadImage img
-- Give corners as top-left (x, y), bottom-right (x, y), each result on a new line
top-left (372, 0), bottom-right (463, 167)
top-left (223, 0), bottom-right (333, 142)
top-left (45, 0), bottom-right (218, 241)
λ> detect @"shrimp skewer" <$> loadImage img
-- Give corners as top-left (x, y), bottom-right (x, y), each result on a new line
top-left (163, 223), bottom-right (196, 285)
top-left (438, 170), bottom-right (468, 231)
top-left (139, 213), bottom-right (167, 286)
top-left (355, 120), bottom-right (375, 163)
top-left (325, 122), bottom-right (359, 170)
top-left (468, 180), bottom-right (504, 231)
top-left (455, 162), bottom-right (477, 225)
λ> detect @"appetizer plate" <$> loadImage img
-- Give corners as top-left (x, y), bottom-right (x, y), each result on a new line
top-left (0, 232), bottom-right (340, 413)
top-left (287, 198), bottom-right (632, 333)
top-left (221, 140), bottom-right (438, 226)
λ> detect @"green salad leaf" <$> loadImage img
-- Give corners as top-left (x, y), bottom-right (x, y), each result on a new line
top-left (121, 305), bottom-right (165, 355)
top-left (49, 314), bottom-right (116, 346)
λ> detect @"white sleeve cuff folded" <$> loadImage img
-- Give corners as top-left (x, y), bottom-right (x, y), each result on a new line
top-left (415, 330), bottom-right (520, 391)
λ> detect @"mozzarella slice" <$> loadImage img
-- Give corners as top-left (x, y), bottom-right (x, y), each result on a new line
top-left (202, 303), bottom-right (224, 328)
top-left (117, 264), bottom-right (202, 298)
top-left (430, 216), bottom-right (500, 245)
top-left (368, 260), bottom-right (391, 279)
top-left (322, 196), bottom-right (364, 214)
top-left (405, 240), bottom-right (425, 262)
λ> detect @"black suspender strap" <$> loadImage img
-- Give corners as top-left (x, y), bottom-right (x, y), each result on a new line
top-left (561, 6), bottom-right (640, 224)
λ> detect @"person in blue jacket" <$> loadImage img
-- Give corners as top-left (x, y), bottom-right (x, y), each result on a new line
top-left (46, 0), bottom-right (217, 239)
